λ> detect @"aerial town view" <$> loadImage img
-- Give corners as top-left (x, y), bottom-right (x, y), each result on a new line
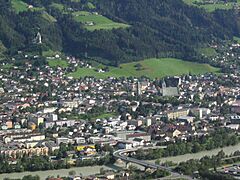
top-left (1, 0), bottom-right (240, 180)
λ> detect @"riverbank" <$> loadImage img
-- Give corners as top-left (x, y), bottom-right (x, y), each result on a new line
top-left (148, 143), bottom-right (240, 164)
top-left (0, 165), bottom-right (120, 180)
top-left (1, 143), bottom-right (239, 180)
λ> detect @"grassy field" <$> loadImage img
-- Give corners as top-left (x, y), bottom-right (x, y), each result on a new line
top-left (234, 36), bottom-right (240, 43)
top-left (72, 11), bottom-right (129, 31)
top-left (183, 0), bottom-right (239, 12)
top-left (11, 0), bottom-right (45, 13)
top-left (68, 58), bottom-right (220, 79)
top-left (42, 12), bottom-right (57, 23)
top-left (50, 3), bottom-right (65, 11)
top-left (198, 47), bottom-right (218, 57)
top-left (95, 113), bottom-right (116, 119)
top-left (0, 41), bottom-right (6, 60)
top-left (0, 63), bottom-right (13, 72)
top-left (11, 0), bottom-right (28, 13)
top-left (48, 59), bottom-right (68, 68)
top-left (42, 50), bottom-right (62, 57)
top-left (44, 50), bottom-right (68, 68)
top-left (1, 64), bottom-right (13, 70)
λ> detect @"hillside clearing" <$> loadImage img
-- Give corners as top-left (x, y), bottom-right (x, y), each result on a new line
top-left (11, 0), bottom-right (28, 13)
top-left (72, 11), bottom-right (130, 31)
top-left (183, 0), bottom-right (239, 12)
top-left (11, 0), bottom-right (45, 13)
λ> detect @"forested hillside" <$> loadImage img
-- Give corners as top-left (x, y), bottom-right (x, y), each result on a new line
top-left (0, 0), bottom-right (240, 66)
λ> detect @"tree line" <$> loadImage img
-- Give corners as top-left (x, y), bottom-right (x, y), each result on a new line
top-left (133, 128), bottom-right (239, 160)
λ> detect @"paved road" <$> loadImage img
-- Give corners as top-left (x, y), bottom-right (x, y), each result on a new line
top-left (113, 147), bottom-right (193, 180)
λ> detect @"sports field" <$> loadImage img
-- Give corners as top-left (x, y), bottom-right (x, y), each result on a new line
top-left (68, 58), bottom-right (220, 79)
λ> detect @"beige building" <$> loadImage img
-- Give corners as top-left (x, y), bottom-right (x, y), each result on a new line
top-left (167, 109), bottom-right (189, 120)
top-left (166, 129), bottom-right (181, 138)
top-left (0, 147), bottom-right (49, 158)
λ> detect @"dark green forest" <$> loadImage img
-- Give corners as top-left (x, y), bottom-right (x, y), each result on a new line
top-left (0, 0), bottom-right (240, 66)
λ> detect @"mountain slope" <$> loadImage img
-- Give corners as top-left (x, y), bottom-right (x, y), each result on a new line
top-left (0, 0), bottom-right (239, 66)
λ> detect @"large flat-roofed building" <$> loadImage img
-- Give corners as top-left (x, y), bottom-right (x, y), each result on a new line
top-left (231, 100), bottom-right (240, 114)
top-left (114, 131), bottom-right (151, 141)
top-left (167, 109), bottom-right (189, 120)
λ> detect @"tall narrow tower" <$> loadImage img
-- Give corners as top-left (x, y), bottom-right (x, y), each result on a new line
top-left (33, 31), bottom-right (42, 44)
top-left (36, 32), bottom-right (42, 44)
top-left (137, 81), bottom-right (142, 96)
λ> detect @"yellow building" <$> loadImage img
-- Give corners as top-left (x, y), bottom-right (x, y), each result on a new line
top-left (75, 145), bottom-right (95, 151)
top-left (28, 122), bottom-right (37, 130)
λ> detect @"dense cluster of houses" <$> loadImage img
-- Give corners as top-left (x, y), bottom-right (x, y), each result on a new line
top-left (0, 56), bottom-right (240, 171)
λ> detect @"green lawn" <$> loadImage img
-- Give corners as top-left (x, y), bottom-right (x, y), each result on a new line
top-left (183, 0), bottom-right (238, 12)
top-left (43, 50), bottom-right (62, 57)
top-left (72, 11), bottom-right (130, 31)
top-left (95, 113), bottom-right (116, 119)
top-left (48, 59), bottom-right (68, 68)
top-left (198, 47), bottom-right (217, 57)
top-left (68, 58), bottom-right (220, 79)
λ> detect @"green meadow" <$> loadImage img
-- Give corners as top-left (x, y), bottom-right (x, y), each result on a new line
top-left (68, 58), bottom-right (220, 79)
top-left (50, 3), bottom-right (65, 11)
top-left (47, 59), bottom-right (68, 68)
top-left (11, 0), bottom-right (56, 23)
top-left (183, 0), bottom-right (239, 12)
top-left (1, 64), bottom-right (13, 70)
top-left (42, 12), bottom-right (57, 23)
top-left (11, 0), bottom-right (28, 13)
top-left (0, 41), bottom-right (6, 60)
top-left (198, 47), bottom-right (218, 57)
top-left (95, 113), bottom-right (116, 119)
top-left (234, 36), bottom-right (240, 43)
top-left (42, 50), bottom-right (62, 57)
top-left (72, 11), bottom-right (130, 31)
top-left (11, 0), bottom-right (45, 13)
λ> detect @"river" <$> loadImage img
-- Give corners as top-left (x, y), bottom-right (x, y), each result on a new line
top-left (0, 165), bottom-right (119, 180)
top-left (148, 143), bottom-right (240, 164)
top-left (0, 143), bottom-right (240, 180)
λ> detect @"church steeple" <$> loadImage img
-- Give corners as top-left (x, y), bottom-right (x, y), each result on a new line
top-left (33, 31), bottom-right (42, 44)
top-left (162, 79), bottom-right (166, 88)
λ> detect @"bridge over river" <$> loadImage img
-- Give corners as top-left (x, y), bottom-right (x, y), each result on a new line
top-left (113, 146), bottom-right (193, 180)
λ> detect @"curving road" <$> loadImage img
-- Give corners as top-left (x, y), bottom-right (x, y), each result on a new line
top-left (113, 147), bottom-right (193, 180)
